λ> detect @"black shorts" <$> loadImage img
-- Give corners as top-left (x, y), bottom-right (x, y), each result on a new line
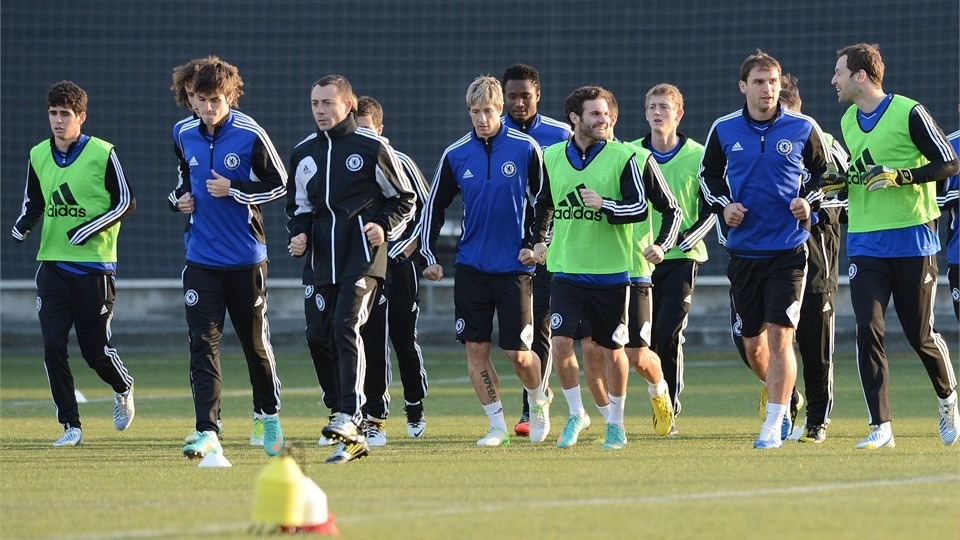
top-left (453, 265), bottom-right (533, 351)
top-left (574, 318), bottom-right (592, 340)
top-left (550, 279), bottom-right (629, 350)
top-left (626, 282), bottom-right (653, 348)
top-left (728, 246), bottom-right (807, 337)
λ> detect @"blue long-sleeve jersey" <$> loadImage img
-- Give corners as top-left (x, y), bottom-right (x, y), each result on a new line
top-left (421, 125), bottom-right (543, 274)
top-left (167, 113), bottom-right (196, 211)
top-left (700, 105), bottom-right (828, 256)
top-left (502, 113), bottom-right (571, 150)
top-left (175, 110), bottom-right (287, 269)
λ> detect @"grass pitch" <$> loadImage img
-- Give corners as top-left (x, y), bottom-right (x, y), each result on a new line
top-left (1, 347), bottom-right (958, 539)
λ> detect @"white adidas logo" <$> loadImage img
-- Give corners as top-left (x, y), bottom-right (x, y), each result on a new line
top-left (463, 169), bottom-right (474, 179)
top-left (731, 142), bottom-right (744, 152)
top-left (189, 156), bottom-right (199, 166)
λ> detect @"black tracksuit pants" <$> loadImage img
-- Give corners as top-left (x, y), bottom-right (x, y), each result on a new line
top-left (183, 263), bottom-right (280, 433)
top-left (796, 291), bottom-right (835, 426)
top-left (37, 262), bottom-right (134, 429)
top-left (362, 259), bottom-right (429, 420)
top-left (304, 276), bottom-right (379, 426)
top-left (849, 255), bottom-right (955, 425)
top-left (651, 259), bottom-right (699, 415)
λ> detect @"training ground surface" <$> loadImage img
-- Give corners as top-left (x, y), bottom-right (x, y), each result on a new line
top-left (1, 350), bottom-right (958, 539)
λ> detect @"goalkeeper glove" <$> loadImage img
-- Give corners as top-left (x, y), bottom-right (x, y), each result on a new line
top-left (820, 170), bottom-right (847, 198)
top-left (862, 165), bottom-right (913, 191)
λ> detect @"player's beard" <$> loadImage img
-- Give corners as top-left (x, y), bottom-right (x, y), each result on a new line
top-left (576, 120), bottom-right (605, 147)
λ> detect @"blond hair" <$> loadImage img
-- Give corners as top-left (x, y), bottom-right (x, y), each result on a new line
top-left (465, 76), bottom-right (503, 110)
top-left (645, 83), bottom-right (684, 113)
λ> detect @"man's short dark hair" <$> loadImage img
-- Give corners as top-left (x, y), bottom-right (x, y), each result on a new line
top-left (502, 63), bottom-right (541, 89)
top-left (779, 73), bottom-right (801, 110)
top-left (837, 43), bottom-right (885, 86)
top-left (739, 49), bottom-right (781, 83)
top-left (564, 86), bottom-right (611, 127)
top-left (357, 96), bottom-right (384, 129)
top-left (47, 81), bottom-right (87, 114)
top-left (312, 74), bottom-right (357, 114)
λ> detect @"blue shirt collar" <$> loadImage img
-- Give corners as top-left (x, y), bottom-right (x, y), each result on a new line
top-left (857, 93), bottom-right (894, 131)
top-left (503, 113), bottom-right (541, 133)
top-left (565, 138), bottom-right (606, 171)
top-left (51, 134), bottom-right (90, 166)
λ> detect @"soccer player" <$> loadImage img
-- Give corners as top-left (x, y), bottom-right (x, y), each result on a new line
top-left (173, 59), bottom-right (288, 459)
top-left (287, 75), bottom-right (416, 464)
top-left (594, 94), bottom-right (683, 440)
top-left (420, 75), bottom-right (550, 447)
top-left (305, 95), bottom-right (429, 451)
top-left (830, 43), bottom-right (960, 448)
top-left (942, 123), bottom-right (959, 321)
top-left (633, 83), bottom-right (715, 434)
top-left (354, 95), bottom-right (431, 446)
top-left (167, 56), bottom-right (229, 444)
top-left (613, 99), bottom-right (684, 440)
top-left (533, 85), bottom-right (653, 451)
top-left (700, 50), bottom-right (830, 449)
top-left (726, 74), bottom-right (850, 443)
top-left (167, 57), bottom-right (204, 214)
top-left (779, 74), bottom-right (848, 443)
top-left (577, 96), bottom-right (626, 428)
top-left (501, 63), bottom-right (571, 437)
top-left (12, 80), bottom-right (137, 447)
top-left (567, 95), bottom-right (679, 439)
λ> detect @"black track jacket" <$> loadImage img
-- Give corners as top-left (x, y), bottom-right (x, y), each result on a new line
top-left (286, 115), bottom-right (416, 286)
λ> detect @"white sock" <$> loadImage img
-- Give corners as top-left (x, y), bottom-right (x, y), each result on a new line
top-left (648, 379), bottom-right (668, 398)
top-left (596, 403), bottom-right (611, 423)
top-left (563, 386), bottom-right (585, 417)
top-left (525, 386), bottom-right (546, 406)
top-left (482, 401), bottom-right (507, 432)
top-left (762, 403), bottom-right (788, 437)
top-left (607, 393), bottom-right (626, 425)
top-left (937, 390), bottom-right (957, 407)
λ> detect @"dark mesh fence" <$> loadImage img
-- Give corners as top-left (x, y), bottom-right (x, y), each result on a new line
top-left (3, 1), bottom-right (957, 280)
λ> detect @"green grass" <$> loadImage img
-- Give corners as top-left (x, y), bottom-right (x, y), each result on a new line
top-left (1, 348), bottom-right (958, 539)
